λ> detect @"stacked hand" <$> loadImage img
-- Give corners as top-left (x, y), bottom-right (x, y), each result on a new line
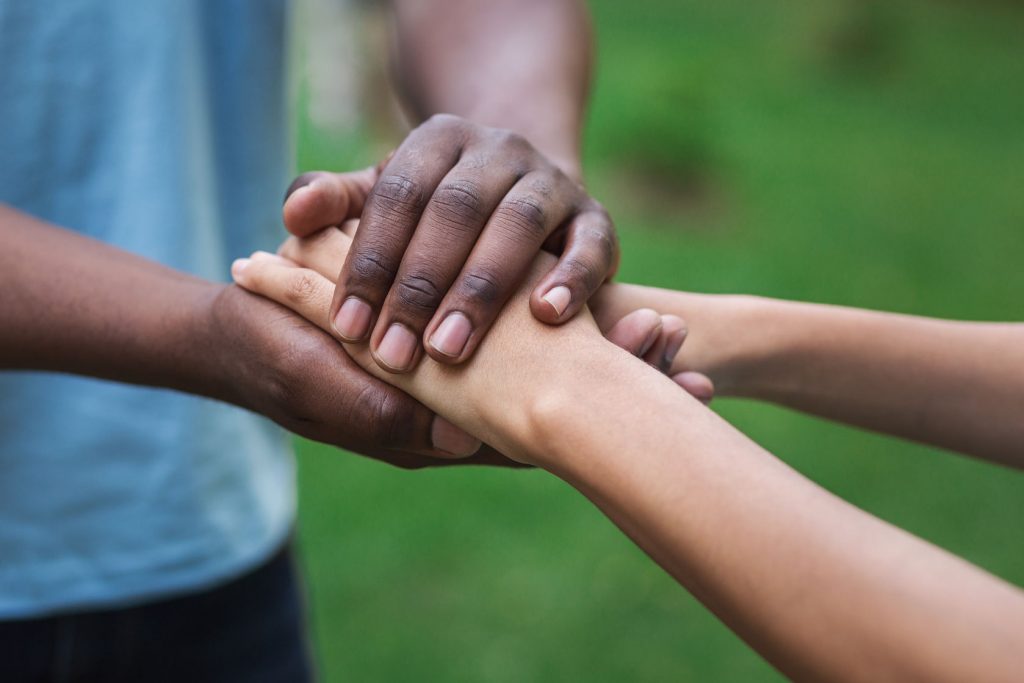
top-left (283, 115), bottom-right (620, 371)
top-left (230, 219), bottom-right (713, 465)
top-left (238, 115), bottom-right (710, 468)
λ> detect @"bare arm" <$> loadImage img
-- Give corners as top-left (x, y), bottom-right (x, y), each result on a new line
top-left (0, 204), bottom-right (491, 466)
top-left (594, 284), bottom-right (1024, 467)
top-left (390, 0), bottom-right (591, 178)
top-left (0, 204), bottom-right (223, 392)
top-left (234, 233), bottom-right (1024, 683)
top-left (282, 0), bottom-right (608, 377)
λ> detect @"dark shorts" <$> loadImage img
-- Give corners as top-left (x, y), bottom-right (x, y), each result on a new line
top-left (0, 543), bottom-right (314, 683)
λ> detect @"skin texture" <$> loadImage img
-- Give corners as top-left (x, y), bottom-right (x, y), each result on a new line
top-left (592, 284), bottom-right (1024, 468)
top-left (233, 229), bottom-right (1024, 683)
top-left (2, 0), bottom-right (612, 466)
top-left (285, 0), bottom-right (620, 376)
top-left (0, 205), bottom-right (481, 467)
top-left (0, 205), bottom-right (684, 469)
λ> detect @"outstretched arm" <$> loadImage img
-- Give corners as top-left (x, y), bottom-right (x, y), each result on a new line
top-left (594, 284), bottom-right (1024, 467)
top-left (234, 230), bottom-right (1024, 683)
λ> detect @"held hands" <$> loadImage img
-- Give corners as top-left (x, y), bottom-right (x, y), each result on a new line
top-left (283, 114), bottom-right (618, 373)
top-left (231, 224), bottom-right (713, 465)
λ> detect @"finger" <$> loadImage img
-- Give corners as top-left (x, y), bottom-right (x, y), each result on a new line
top-left (278, 228), bottom-right (353, 280)
top-left (643, 315), bottom-right (688, 372)
top-left (530, 203), bottom-right (619, 325)
top-left (421, 171), bottom-right (577, 365)
top-left (231, 256), bottom-right (336, 332)
top-left (282, 167), bottom-right (378, 237)
top-left (603, 309), bottom-right (663, 358)
top-left (231, 257), bottom-right (482, 459)
top-left (673, 371), bottom-right (716, 404)
top-left (330, 130), bottom-right (462, 344)
top-left (369, 158), bottom-right (520, 372)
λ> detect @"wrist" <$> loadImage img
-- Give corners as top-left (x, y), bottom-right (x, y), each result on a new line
top-left (192, 283), bottom-right (252, 408)
top-left (484, 332), bottom-right (638, 471)
top-left (711, 296), bottom-right (805, 401)
top-left (426, 307), bottom-right (608, 466)
top-left (590, 285), bottom-right (782, 398)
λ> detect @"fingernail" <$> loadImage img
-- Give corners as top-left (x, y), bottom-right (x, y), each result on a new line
top-left (283, 183), bottom-right (310, 207)
top-left (639, 324), bottom-right (662, 357)
top-left (428, 312), bottom-right (472, 358)
top-left (431, 416), bottom-right (482, 457)
top-left (376, 323), bottom-right (418, 371)
top-left (230, 258), bottom-right (251, 278)
top-left (334, 297), bottom-right (372, 341)
top-left (664, 329), bottom-right (687, 367)
top-left (542, 286), bottom-right (572, 317)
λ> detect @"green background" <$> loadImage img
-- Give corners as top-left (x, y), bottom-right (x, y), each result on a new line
top-left (293, 1), bottom-right (1024, 679)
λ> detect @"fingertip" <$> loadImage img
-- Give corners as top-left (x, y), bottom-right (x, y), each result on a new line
top-left (283, 179), bottom-right (346, 237)
top-left (425, 311), bottom-right (475, 364)
top-left (533, 284), bottom-right (575, 323)
top-left (283, 171), bottom-right (321, 204)
top-left (230, 257), bottom-right (251, 282)
top-left (431, 416), bottom-right (482, 458)
top-left (673, 371), bottom-right (715, 404)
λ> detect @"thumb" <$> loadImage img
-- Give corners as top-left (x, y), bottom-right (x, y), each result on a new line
top-left (282, 166), bottom-right (378, 237)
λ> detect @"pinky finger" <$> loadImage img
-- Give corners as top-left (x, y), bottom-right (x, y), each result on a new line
top-left (231, 254), bottom-right (336, 334)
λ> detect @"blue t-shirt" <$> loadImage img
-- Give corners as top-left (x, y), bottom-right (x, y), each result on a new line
top-left (0, 0), bottom-right (297, 618)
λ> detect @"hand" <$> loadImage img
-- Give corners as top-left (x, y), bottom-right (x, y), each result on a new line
top-left (233, 224), bottom-right (711, 398)
top-left (282, 114), bottom-right (619, 374)
top-left (230, 233), bottom-right (713, 466)
top-left (206, 283), bottom-right (495, 469)
top-left (274, 224), bottom-right (711, 400)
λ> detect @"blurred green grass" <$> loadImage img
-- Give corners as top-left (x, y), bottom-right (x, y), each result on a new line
top-left (293, 1), bottom-right (1024, 680)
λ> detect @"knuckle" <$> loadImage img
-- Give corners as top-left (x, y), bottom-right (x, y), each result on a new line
top-left (284, 272), bottom-right (320, 305)
top-left (581, 222), bottom-right (618, 267)
top-left (425, 112), bottom-right (463, 130)
top-left (348, 248), bottom-right (397, 286)
top-left (493, 127), bottom-right (529, 153)
top-left (457, 269), bottom-right (503, 306)
top-left (371, 174), bottom-right (424, 213)
top-left (561, 256), bottom-right (603, 293)
top-left (284, 171), bottom-right (322, 200)
top-left (394, 272), bottom-right (444, 313)
top-left (497, 195), bottom-right (548, 240)
top-left (431, 180), bottom-right (487, 229)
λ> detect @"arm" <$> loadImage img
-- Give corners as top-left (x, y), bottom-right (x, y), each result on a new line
top-left (390, 0), bottom-right (591, 178)
top-left (284, 0), bottom-right (614, 375)
top-left (233, 239), bottom-right (1024, 683)
top-left (0, 204), bottom-right (488, 466)
top-left (0, 204), bottom-right (222, 392)
top-left (593, 284), bottom-right (1024, 467)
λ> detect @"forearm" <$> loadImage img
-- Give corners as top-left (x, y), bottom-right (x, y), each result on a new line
top-left (232, 235), bottom-right (1024, 679)
top-left (0, 205), bottom-right (229, 401)
top-left (530, 355), bottom-right (1024, 682)
top-left (596, 283), bottom-right (1024, 466)
top-left (389, 0), bottom-right (591, 177)
top-left (356, 280), bottom-right (1024, 681)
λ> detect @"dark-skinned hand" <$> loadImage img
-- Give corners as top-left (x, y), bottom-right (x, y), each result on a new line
top-left (283, 114), bottom-right (619, 374)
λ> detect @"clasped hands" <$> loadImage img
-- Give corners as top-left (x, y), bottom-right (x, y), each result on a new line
top-left (226, 115), bottom-right (710, 468)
